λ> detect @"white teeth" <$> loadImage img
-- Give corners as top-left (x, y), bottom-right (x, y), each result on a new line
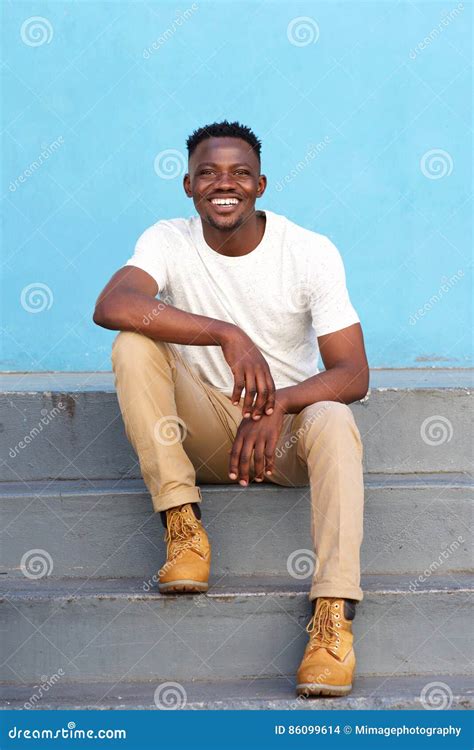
top-left (211, 198), bottom-right (239, 205)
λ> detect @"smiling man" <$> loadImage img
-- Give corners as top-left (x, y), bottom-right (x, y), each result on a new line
top-left (93, 120), bottom-right (369, 697)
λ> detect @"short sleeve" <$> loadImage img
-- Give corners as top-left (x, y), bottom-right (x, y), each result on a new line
top-left (310, 237), bottom-right (360, 337)
top-left (124, 223), bottom-right (169, 291)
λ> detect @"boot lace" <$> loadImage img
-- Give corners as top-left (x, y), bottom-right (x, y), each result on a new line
top-left (306, 599), bottom-right (341, 652)
top-left (165, 507), bottom-right (202, 560)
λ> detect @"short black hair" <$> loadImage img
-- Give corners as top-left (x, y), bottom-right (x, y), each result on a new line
top-left (186, 120), bottom-right (262, 163)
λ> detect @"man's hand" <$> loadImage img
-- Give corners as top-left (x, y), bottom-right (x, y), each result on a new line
top-left (228, 399), bottom-right (286, 486)
top-left (220, 327), bottom-right (276, 420)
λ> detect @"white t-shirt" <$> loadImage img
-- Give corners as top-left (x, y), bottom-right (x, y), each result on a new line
top-left (125, 209), bottom-right (360, 396)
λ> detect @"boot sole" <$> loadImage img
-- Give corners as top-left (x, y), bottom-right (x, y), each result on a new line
top-left (296, 682), bottom-right (352, 697)
top-left (158, 579), bottom-right (209, 594)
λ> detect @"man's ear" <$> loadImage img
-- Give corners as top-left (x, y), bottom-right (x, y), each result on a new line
top-left (183, 173), bottom-right (192, 198)
top-left (256, 173), bottom-right (267, 197)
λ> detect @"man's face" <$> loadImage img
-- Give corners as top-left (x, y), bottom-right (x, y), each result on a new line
top-left (184, 137), bottom-right (266, 231)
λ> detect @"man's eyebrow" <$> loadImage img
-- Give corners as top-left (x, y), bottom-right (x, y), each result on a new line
top-left (195, 162), bottom-right (253, 168)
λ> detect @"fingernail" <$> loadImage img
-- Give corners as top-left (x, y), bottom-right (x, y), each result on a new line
top-left (244, 412), bottom-right (250, 418)
top-left (229, 473), bottom-right (237, 479)
top-left (239, 480), bottom-right (247, 486)
top-left (255, 477), bottom-right (263, 482)
top-left (265, 470), bottom-right (272, 475)
top-left (233, 401), bottom-right (239, 405)
top-left (266, 408), bottom-right (274, 414)
top-left (252, 415), bottom-right (261, 421)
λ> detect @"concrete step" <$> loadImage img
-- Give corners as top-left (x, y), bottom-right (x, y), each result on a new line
top-left (1, 674), bottom-right (472, 711)
top-left (1, 370), bottom-right (472, 481)
top-left (0, 474), bottom-right (472, 579)
top-left (1, 574), bottom-right (472, 684)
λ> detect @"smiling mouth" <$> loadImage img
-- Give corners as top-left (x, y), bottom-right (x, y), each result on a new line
top-left (208, 197), bottom-right (242, 211)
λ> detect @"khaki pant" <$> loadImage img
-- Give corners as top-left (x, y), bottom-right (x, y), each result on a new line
top-left (111, 331), bottom-right (364, 601)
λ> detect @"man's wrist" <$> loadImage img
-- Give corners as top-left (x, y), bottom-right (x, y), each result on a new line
top-left (214, 321), bottom-right (245, 347)
top-left (274, 389), bottom-right (290, 414)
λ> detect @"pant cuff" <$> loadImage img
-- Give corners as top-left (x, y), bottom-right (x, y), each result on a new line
top-left (309, 583), bottom-right (363, 603)
top-left (151, 486), bottom-right (202, 513)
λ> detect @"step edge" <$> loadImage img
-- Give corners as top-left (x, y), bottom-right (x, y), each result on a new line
top-left (2, 573), bottom-right (473, 602)
top-left (0, 473), bottom-right (473, 499)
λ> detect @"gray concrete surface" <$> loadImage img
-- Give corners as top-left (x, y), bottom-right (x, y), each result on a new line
top-left (1, 475), bottom-right (472, 578)
top-left (0, 375), bottom-right (472, 481)
top-left (1, 674), bottom-right (472, 710)
top-left (1, 574), bottom-right (472, 683)
top-left (0, 371), bottom-right (472, 709)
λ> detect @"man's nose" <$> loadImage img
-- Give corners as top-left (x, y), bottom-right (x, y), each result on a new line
top-left (213, 172), bottom-right (238, 189)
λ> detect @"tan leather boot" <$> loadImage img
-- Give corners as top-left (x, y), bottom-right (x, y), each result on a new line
top-left (296, 598), bottom-right (356, 696)
top-left (158, 503), bottom-right (210, 594)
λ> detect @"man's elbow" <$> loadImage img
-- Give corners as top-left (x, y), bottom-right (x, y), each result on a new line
top-left (93, 300), bottom-right (118, 330)
top-left (352, 364), bottom-right (369, 401)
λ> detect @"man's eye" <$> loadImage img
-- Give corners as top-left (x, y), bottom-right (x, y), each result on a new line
top-left (200, 170), bottom-right (214, 175)
top-left (236, 170), bottom-right (250, 175)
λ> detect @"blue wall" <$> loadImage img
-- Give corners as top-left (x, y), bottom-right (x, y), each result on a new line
top-left (1, 0), bottom-right (472, 371)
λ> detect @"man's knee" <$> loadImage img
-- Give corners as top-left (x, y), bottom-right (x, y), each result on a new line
top-left (300, 401), bottom-right (362, 449)
top-left (111, 331), bottom-right (169, 369)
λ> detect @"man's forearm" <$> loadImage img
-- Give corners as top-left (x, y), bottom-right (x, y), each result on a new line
top-left (94, 290), bottom-right (234, 347)
top-left (276, 365), bottom-right (369, 414)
